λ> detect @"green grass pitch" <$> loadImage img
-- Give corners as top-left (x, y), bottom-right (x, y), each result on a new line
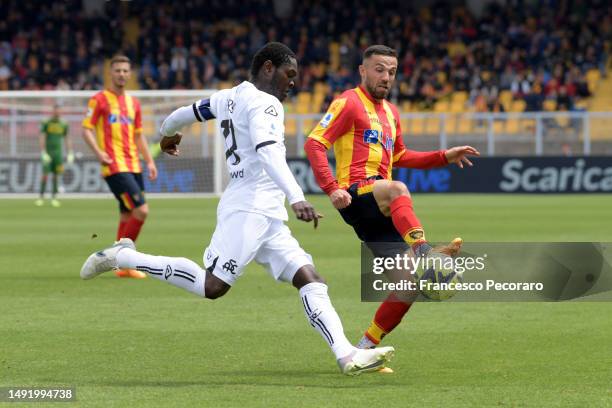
top-left (1, 195), bottom-right (611, 407)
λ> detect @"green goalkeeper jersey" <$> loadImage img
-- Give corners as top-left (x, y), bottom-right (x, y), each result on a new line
top-left (41, 118), bottom-right (69, 156)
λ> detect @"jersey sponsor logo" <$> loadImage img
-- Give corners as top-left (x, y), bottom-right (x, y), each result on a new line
top-left (229, 169), bottom-right (244, 179)
top-left (222, 259), bottom-right (238, 274)
top-left (119, 115), bottom-right (134, 125)
top-left (320, 112), bottom-right (333, 128)
top-left (264, 105), bottom-right (278, 116)
top-left (108, 114), bottom-right (134, 125)
top-left (227, 99), bottom-right (235, 113)
top-left (363, 129), bottom-right (379, 144)
top-left (382, 134), bottom-right (394, 151)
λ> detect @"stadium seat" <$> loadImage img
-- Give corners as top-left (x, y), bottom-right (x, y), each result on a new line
top-left (506, 118), bottom-right (520, 133)
top-left (586, 69), bottom-right (601, 93)
top-left (510, 100), bottom-right (526, 112)
top-left (457, 117), bottom-right (473, 133)
top-left (434, 100), bottom-right (450, 113)
top-left (296, 92), bottom-right (312, 113)
top-left (451, 91), bottom-right (468, 105)
top-left (543, 99), bottom-right (557, 111)
top-left (499, 90), bottom-right (513, 111)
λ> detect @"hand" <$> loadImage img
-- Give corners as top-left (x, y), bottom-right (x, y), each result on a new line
top-left (160, 133), bottom-right (182, 156)
top-left (329, 189), bottom-right (351, 209)
top-left (41, 151), bottom-right (52, 165)
top-left (147, 161), bottom-right (158, 181)
top-left (97, 151), bottom-right (113, 165)
top-left (444, 145), bottom-right (480, 169)
top-left (67, 151), bottom-right (75, 164)
top-left (291, 200), bottom-right (324, 229)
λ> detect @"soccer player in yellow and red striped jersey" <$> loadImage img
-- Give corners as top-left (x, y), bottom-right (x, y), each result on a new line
top-left (82, 55), bottom-right (158, 279)
top-left (305, 45), bottom-right (479, 359)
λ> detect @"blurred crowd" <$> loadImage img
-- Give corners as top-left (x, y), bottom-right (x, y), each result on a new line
top-left (0, 0), bottom-right (610, 112)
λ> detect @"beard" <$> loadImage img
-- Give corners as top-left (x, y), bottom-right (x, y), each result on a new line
top-left (366, 82), bottom-right (390, 99)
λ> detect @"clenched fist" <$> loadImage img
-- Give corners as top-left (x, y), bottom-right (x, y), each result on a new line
top-left (160, 133), bottom-right (183, 156)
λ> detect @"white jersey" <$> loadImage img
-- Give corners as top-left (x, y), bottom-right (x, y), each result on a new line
top-left (201, 81), bottom-right (292, 220)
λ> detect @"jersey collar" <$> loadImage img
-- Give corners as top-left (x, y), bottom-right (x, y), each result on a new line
top-left (357, 85), bottom-right (383, 105)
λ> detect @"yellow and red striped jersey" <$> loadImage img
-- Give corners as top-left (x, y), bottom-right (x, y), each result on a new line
top-left (82, 90), bottom-right (143, 177)
top-left (308, 85), bottom-right (408, 189)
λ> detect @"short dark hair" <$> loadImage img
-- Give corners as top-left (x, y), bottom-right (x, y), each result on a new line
top-left (250, 42), bottom-right (296, 78)
top-left (363, 45), bottom-right (397, 61)
top-left (110, 54), bottom-right (131, 67)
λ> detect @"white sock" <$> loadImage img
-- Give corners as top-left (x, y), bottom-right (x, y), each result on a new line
top-left (117, 248), bottom-right (206, 297)
top-left (299, 282), bottom-right (355, 360)
top-left (356, 336), bottom-right (377, 349)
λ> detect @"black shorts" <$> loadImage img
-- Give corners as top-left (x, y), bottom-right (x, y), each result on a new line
top-left (338, 177), bottom-right (408, 257)
top-left (104, 172), bottom-right (146, 213)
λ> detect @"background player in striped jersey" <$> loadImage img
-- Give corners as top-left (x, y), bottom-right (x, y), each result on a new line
top-left (36, 104), bottom-right (73, 207)
top-left (305, 45), bottom-right (479, 361)
top-left (82, 55), bottom-right (158, 279)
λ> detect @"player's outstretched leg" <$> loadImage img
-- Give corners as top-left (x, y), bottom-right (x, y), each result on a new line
top-left (295, 268), bottom-right (395, 375)
top-left (357, 237), bottom-right (464, 353)
top-left (81, 239), bottom-right (208, 297)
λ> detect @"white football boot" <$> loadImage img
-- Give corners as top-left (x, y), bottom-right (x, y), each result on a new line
top-left (80, 238), bottom-right (136, 280)
top-left (338, 346), bottom-right (395, 376)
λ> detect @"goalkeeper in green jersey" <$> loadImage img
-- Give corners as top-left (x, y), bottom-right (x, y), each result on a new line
top-left (36, 105), bottom-right (73, 207)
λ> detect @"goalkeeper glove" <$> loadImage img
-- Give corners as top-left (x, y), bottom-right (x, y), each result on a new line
top-left (41, 151), bottom-right (52, 164)
top-left (67, 151), bottom-right (75, 164)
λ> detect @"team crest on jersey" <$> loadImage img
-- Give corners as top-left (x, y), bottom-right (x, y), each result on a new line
top-left (363, 129), bottom-right (379, 144)
top-left (320, 112), bottom-right (334, 128)
top-left (264, 105), bottom-right (278, 116)
top-left (108, 114), bottom-right (117, 124)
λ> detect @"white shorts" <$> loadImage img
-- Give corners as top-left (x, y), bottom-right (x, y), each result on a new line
top-left (203, 211), bottom-right (313, 286)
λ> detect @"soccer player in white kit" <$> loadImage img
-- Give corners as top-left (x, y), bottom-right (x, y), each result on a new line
top-left (80, 42), bottom-right (394, 375)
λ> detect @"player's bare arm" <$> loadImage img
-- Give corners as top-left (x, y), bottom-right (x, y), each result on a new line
top-left (134, 131), bottom-right (158, 180)
top-left (82, 127), bottom-right (113, 165)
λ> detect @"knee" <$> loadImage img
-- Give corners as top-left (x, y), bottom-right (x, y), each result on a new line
top-left (204, 273), bottom-right (230, 299)
top-left (292, 265), bottom-right (326, 288)
top-left (388, 181), bottom-right (410, 201)
top-left (132, 205), bottom-right (149, 220)
top-left (204, 289), bottom-right (225, 300)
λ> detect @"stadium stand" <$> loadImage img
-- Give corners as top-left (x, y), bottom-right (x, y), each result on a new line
top-left (0, 0), bottom-right (610, 116)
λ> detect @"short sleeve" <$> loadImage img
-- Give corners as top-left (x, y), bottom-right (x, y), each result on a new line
top-left (40, 121), bottom-right (47, 133)
top-left (248, 95), bottom-right (285, 151)
top-left (308, 96), bottom-right (354, 149)
top-left (82, 97), bottom-right (101, 129)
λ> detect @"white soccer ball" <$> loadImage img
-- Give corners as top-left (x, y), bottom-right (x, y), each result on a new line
top-left (415, 251), bottom-right (463, 301)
